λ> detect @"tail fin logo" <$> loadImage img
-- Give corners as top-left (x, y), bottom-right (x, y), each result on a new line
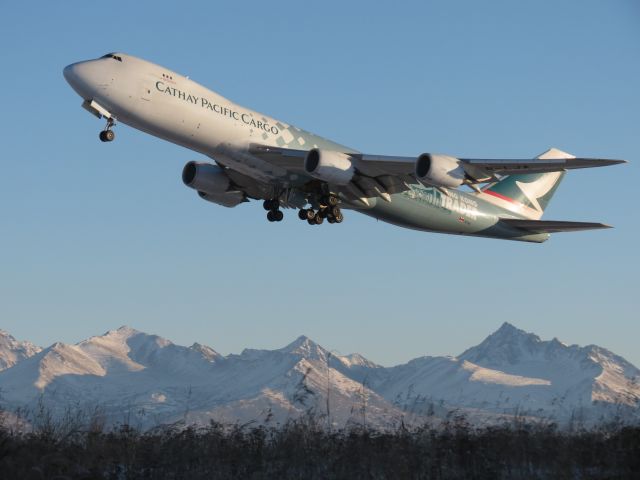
top-left (515, 172), bottom-right (563, 213)
top-left (479, 148), bottom-right (571, 219)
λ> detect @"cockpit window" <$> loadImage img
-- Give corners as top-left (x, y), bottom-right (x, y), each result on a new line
top-left (101, 53), bottom-right (123, 62)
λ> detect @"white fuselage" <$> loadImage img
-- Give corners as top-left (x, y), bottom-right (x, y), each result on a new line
top-left (64, 54), bottom-right (352, 186)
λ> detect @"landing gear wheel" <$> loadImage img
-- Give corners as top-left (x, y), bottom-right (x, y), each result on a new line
top-left (327, 195), bottom-right (339, 207)
top-left (305, 209), bottom-right (316, 221)
top-left (274, 210), bottom-right (284, 222)
top-left (298, 209), bottom-right (308, 220)
top-left (99, 118), bottom-right (116, 142)
top-left (99, 130), bottom-right (115, 142)
top-left (334, 212), bottom-right (344, 223)
top-left (314, 214), bottom-right (324, 225)
top-left (267, 211), bottom-right (276, 222)
top-left (327, 216), bottom-right (336, 224)
top-left (329, 206), bottom-right (341, 217)
top-left (307, 218), bottom-right (316, 225)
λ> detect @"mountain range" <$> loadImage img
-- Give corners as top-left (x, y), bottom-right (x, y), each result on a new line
top-left (0, 323), bottom-right (638, 429)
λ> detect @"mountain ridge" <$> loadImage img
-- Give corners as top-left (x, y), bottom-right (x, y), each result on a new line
top-left (0, 322), bottom-right (637, 429)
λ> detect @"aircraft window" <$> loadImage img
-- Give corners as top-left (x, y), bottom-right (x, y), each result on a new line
top-left (101, 53), bottom-right (123, 62)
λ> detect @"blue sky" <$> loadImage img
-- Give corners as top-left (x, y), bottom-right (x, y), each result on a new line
top-left (1, 1), bottom-right (638, 366)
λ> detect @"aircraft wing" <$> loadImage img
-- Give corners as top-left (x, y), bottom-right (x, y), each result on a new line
top-left (249, 144), bottom-right (625, 200)
top-left (500, 219), bottom-right (612, 233)
top-left (351, 154), bottom-right (624, 178)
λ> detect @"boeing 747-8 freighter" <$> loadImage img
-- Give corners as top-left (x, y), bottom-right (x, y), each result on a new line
top-left (63, 53), bottom-right (625, 242)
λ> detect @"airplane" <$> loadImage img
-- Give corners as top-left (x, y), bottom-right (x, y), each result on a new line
top-left (63, 53), bottom-right (626, 243)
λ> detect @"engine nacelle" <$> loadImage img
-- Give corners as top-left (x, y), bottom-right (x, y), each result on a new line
top-left (304, 148), bottom-right (354, 185)
top-left (183, 161), bottom-right (231, 194)
top-left (415, 154), bottom-right (466, 188)
top-left (182, 161), bottom-right (245, 208)
top-left (197, 190), bottom-right (245, 208)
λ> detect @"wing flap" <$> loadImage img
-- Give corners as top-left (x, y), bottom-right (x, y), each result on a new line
top-left (500, 219), bottom-right (612, 233)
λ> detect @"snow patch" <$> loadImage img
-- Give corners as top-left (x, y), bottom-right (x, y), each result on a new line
top-left (151, 393), bottom-right (167, 403)
top-left (463, 361), bottom-right (551, 386)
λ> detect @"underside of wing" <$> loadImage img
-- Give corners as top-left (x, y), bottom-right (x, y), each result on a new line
top-left (248, 143), bottom-right (626, 204)
top-left (248, 144), bottom-right (413, 203)
top-left (460, 157), bottom-right (625, 177)
top-left (500, 219), bottom-right (612, 233)
top-left (354, 153), bottom-right (625, 182)
top-left (248, 144), bottom-right (310, 173)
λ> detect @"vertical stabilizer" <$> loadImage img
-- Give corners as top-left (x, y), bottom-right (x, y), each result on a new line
top-left (475, 148), bottom-right (573, 219)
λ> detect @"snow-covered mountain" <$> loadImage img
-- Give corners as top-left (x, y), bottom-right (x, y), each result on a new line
top-left (0, 323), bottom-right (637, 429)
top-left (0, 330), bottom-right (41, 371)
top-left (372, 323), bottom-right (640, 424)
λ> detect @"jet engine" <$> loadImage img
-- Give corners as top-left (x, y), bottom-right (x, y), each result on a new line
top-left (182, 161), bottom-right (245, 207)
top-left (304, 148), bottom-right (354, 185)
top-left (415, 154), bottom-right (466, 188)
top-left (197, 190), bottom-right (246, 208)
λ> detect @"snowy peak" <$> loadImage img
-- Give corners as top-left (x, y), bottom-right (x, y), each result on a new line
top-left (76, 327), bottom-right (146, 373)
top-left (77, 325), bottom-right (180, 371)
top-left (80, 327), bottom-right (219, 376)
top-left (459, 322), bottom-right (545, 366)
top-left (495, 321), bottom-right (536, 337)
top-left (35, 342), bottom-right (107, 389)
top-left (582, 345), bottom-right (640, 406)
top-left (190, 342), bottom-right (222, 363)
top-left (484, 321), bottom-right (541, 346)
top-left (458, 323), bottom-right (638, 381)
top-left (0, 330), bottom-right (41, 371)
top-left (279, 335), bottom-right (330, 361)
top-left (106, 325), bottom-right (142, 337)
top-left (337, 353), bottom-right (380, 369)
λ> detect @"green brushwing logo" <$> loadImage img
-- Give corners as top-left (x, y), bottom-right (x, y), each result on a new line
top-left (487, 172), bottom-right (565, 213)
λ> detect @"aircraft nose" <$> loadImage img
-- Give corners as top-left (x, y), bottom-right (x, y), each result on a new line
top-left (63, 63), bottom-right (75, 84)
top-left (63, 62), bottom-right (87, 90)
top-left (63, 60), bottom-right (105, 99)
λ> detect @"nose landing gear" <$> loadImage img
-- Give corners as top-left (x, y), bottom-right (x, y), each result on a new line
top-left (99, 118), bottom-right (116, 142)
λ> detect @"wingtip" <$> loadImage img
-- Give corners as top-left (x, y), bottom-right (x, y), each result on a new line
top-left (597, 158), bottom-right (627, 166)
top-left (588, 222), bottom-right (614, 229)
top-left (569, 158), bottom-right (628, 168)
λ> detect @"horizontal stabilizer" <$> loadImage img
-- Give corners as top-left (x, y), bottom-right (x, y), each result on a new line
top-left (500, 219), bottom-right (612, 233)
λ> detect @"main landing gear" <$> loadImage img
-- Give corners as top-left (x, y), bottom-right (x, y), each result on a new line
top-left (297, 195), bottom-right (343, 226)
top-left (263, 199), bottom-right (284, 222)
top-left (263, 194), bottom-right (343, 225)
top-left (99, 118), bottom-right (116, 142)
